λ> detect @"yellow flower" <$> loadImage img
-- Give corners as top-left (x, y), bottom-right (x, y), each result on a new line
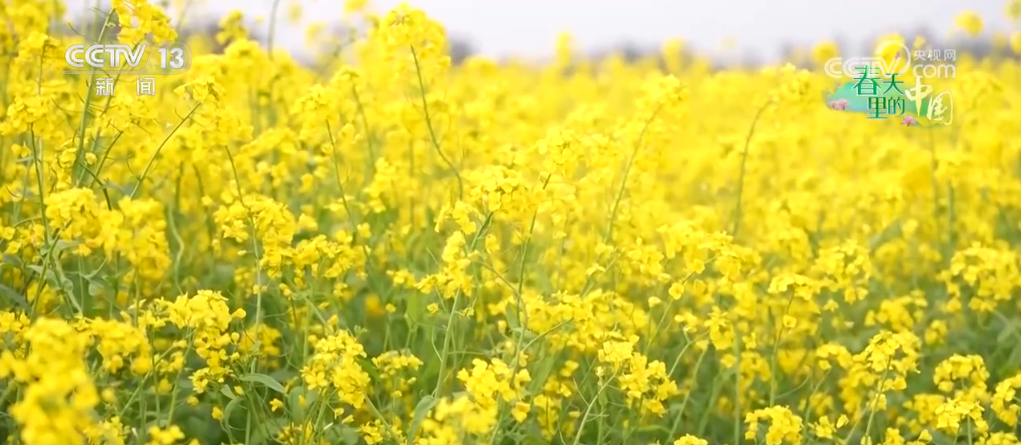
top-left (147, 426), bottom-right (185, 445)
top-left (674, 434), bottom-right (709, 445)
top-left (1008, 0), bottom-right (1021, 21)
top-left (782, 315), bottom-right (798, 329)
top-left (955, 10), bottom-right (984, 36)
top-left (512, 401), bottom-right (530, 422)
top-left (344, 0), bottom-right (370, 14)
top-left (745, 406), bottom-right (804, 445)
top-left (270, 398), bottom-right (285, 412)
top-left (811, 40), bottom-right (839, 66)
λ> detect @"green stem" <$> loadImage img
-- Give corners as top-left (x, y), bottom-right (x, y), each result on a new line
top-left (731, 101), bottom-right (770, 239)
top-left (129, 104), bottom-right (201, 199)
top-left (410, 45), bottom-right (463, 199)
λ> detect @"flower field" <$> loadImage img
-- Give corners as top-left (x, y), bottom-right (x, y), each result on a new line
top-left (2, 1), bottom-right (1021, 445)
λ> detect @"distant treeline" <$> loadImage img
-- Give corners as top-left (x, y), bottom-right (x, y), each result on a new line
top-left (66, 12), bottom-right (1014, 68)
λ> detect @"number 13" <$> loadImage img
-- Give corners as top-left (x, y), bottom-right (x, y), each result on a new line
top-left (159, 47), bottom-right (185, 69)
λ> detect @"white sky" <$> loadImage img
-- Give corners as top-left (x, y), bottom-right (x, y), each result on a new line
top-left (72, 0), bottom-right (1015, 62)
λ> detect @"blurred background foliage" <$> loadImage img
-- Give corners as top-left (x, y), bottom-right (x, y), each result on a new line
top-left (65, 6), bottom-right (1016, 69)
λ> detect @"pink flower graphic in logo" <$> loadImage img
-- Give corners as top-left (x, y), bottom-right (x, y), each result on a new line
top-left (902, 115), bottom-right (917, 126)
top-left (829, 99), bottom-right (849, 110)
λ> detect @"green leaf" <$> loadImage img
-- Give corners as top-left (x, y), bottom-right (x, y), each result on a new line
top-left (1008, 344), bottom-right (1021, 369)
top-left (59, 276), bottom-right (75, 299)
top-left (1, 254), bottom-right (23, 268)
top-left (247, 419), bottom-right (284, 445)
top-left (404, 293), bottom-right (419, 324)
top-left (406, 395), bottom-right (438, 445)
top-left (238, 373), bottom-right (286, 395)
top-left (26, 265), bottom-right (61, 290)
top-left (220, 398), bottom-right (243, 443)
top-left (337, 426), bottom-right (359, 444)
top-left (26, 264), bottom-right (45, 275)
top-left (504, 303), bottom-right (520, 331)
top-left (0, 284), bottom-right (29, 310)
top-left (997, 320), bottom-right (1017, 343)
top-left (54, 240), bottom-right (80, 252)
top-left (357, 357), bottom-right (381, 381)
top-left (269, 369), bottom-right (297, 385)
top-left (78, 259), bottom-right (109, 280)
top-left (88, 280), bottom-right (105, 298)
top-left (288, 387), bottom-right (313, 420)
top-left (219, 385), bottom-right (237, 401)
top-left (637, 424), bottom-right (671, 434)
